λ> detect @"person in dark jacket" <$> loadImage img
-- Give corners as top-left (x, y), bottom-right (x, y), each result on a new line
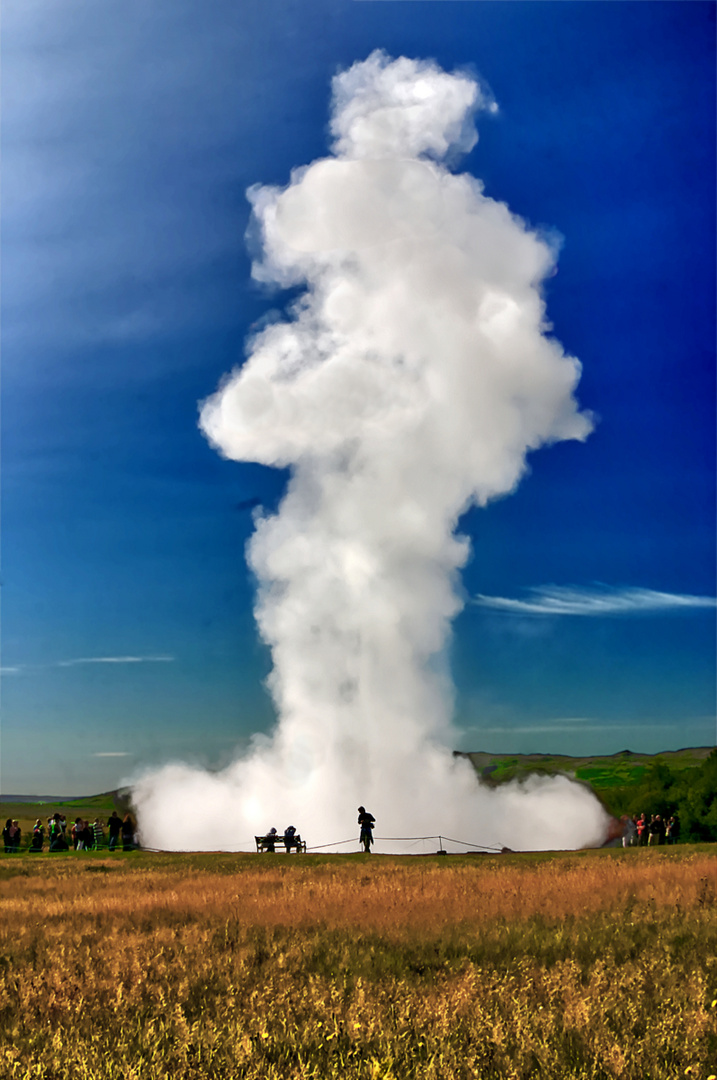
top-left (71, 818), bottom-right (84, 851)
top-left (81, 819), bottom-right (94, 850)
top-left (107, 811), bottom-right (122, 851)
top-left (30, 820), bottom-right (44, 852)
top-left (9, 821), bottom-right (21, 852)
top-left (357, 806), bottom-right (375, 853)
top-left (121, 814), bottom-right (136, 851)
top-left (648, 815), bottom-right (663, 846)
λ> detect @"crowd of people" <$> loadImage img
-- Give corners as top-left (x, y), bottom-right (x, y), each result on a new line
top-left (621, 812), bottom-right (679, 847)
top-left (2, 811), bottom-right (137, 853)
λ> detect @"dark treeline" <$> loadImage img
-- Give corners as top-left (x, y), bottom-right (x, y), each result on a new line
top-left (607, 749), bottom-right (717, 841)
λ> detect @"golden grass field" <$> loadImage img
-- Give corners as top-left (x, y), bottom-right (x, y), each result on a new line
top-left (1, 846), bottom-right (716, 1079)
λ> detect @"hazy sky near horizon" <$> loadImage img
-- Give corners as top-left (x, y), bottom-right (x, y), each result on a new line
top-left (2, 0), bottom-right (715, 796)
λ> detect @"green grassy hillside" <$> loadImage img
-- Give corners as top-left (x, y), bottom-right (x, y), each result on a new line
top-left (457, 747), bottom-right (711, 795)
top-left (0, 790), bottom-right (132, 848)
top-left (457, 747), bottom-right (717, 837)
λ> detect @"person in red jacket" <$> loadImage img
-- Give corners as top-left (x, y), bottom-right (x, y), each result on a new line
top-left (636, 813), bottom-right (647, 846)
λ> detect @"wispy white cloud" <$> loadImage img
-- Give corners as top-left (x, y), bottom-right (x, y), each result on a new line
top-left (474, 723), bottom-right (624, 735)
top-left (2, 656), bottom-right (174, 673)
top-left (92, 752), bottom-right (132, 758)
top-left (473, 585), bottom-right (717, 617)
top-left (55, 655), bottom-right (174, 667)
top-left (465, 719), bottom-right (710, 735)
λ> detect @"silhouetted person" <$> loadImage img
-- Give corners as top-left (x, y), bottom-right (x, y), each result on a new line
top-left (264, 827), bottom-right (277, 852)
top-left (49, 814), bottom-right (68, 851)
top-left (107, 811), bottom-right (122, 851)
top-left (93, 819), bottom-right (104, 849)
top-left (283, 826), bottom-right (297, 853)
top-left (72, 818), bottom-right (84, 851)
top-left (358, 806), bottom-right (375, 853)
top-left (121, 814), bottom-right (136, 851)
top-left (81, 819), bottom-right (94, 850)
top-left (30, 820), bottom-right (44, 852)
top-left (648, 815), bottom-right (662, 846)
top-left (2, 819), bottom-right (12, 853)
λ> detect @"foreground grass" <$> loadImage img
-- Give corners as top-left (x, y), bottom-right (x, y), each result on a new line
top-left (1, 848), bottom-right (716, 1079)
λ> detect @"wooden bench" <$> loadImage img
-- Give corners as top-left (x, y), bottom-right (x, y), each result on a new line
top-left (255, 833), bottom-right (306, 853)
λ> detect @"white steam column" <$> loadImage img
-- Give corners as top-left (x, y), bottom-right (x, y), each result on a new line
top-left (133, 52), bottom-right (609, 852)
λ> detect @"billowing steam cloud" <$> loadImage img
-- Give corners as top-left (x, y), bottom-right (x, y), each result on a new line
top-left (133, 52), bottom-right (609, 852)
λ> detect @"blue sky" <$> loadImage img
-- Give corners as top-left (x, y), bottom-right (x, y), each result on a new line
top-left (2, 0), bottom-right (715, 796)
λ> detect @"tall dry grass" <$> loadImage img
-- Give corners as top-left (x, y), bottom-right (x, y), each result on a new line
top-left (1, 848), bottom-right (715, 1079)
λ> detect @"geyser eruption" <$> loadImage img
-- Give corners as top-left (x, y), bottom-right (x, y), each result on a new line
top-left (133, 52), bottom-right (609, 852)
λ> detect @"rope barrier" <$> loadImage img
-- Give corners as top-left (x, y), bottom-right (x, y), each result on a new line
top-left (306, 837), bottom-right (359, 850)
top-left (306, 834), bottom-right (505, 853)
top-left (438, 835), bottom-right (505, 853)
top-left (134, 834), bottom-right (507, 855)
top-left (378, 835), bottom-right (444, 842)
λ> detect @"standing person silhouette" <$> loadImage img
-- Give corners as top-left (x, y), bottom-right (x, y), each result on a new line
top-left (121, 813), bottom-right (136, 851)
top-left (107, 811), bottom-right (122, 851)
top-left (357, 807), bottom-right (375, 853)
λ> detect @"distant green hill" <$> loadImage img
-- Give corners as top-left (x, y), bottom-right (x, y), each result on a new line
top-left (456, 747), bottom-right (717, 839)
top-left (456, 747), bottom-right (711, 793)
